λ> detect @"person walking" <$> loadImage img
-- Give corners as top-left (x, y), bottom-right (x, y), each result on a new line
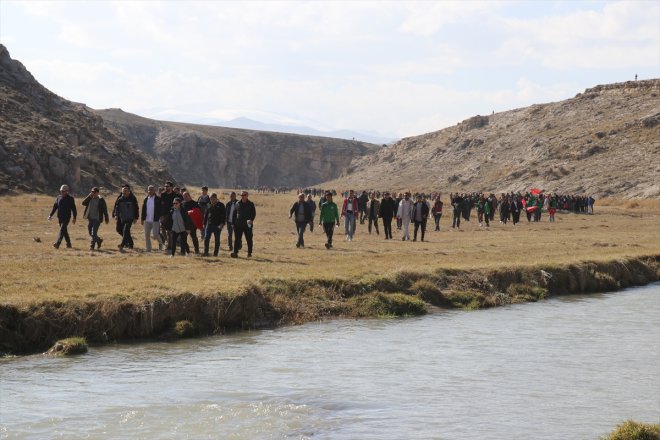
top-left (379, 192), bottom-right (397, 240)
top-left (81, 187), bottom-right (109, 250)
top-left (182, 192), bottom-right (202, 254)
top-left (451, 193), bottom-right (463, 228)
top-left (203, 193), bottom-right (226, 256)
top-left (289, 193), bottom-right (312, 248)
top-left (113, 185), bottom-right (139, 250)
top-left (341, 190), bottom-right (358, 241)
top-left (431, 197), bottom-right (443, 231)
top-left (397, 192), bottom-right (414, 241)
top-left (169, 198), bottom-right (193, 257)
top-left (366, 192), bottom-right (380, 235)
top-left (305, 194), bottom-right (317, 232)
top-left (319, 191), bottom-right (339, 249)
top-left (140, 185), bottom-right (163, 252)
top-left (412, 194), bottom-right (429, 241)
top-left (48, 184), bottom-right (77, 249)
top-left (225, 191), bottom-right (238, 252)
top-left (160, 182), bottom-right (176, 249)
top-left (230, 191), bottom-right (256, 258)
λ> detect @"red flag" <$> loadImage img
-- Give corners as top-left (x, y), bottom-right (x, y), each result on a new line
top-left (530, 188), bottom-right (542, 196)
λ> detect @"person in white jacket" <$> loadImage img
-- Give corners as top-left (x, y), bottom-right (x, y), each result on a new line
top-left (397, 192), bottom-right (414, 241)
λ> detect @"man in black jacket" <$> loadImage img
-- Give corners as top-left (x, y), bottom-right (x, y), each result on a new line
top-left (82, 187), bottom-right (109, 250)
top-left (230, 191), bottom-right (256, 258)
top-left (379, 192), bottom-right (397, 240)
top-left (225, 192), bottom-right (238, 251)
top-left (160, 181), bottom-right (176, 250)
top-left (289, 193), bottom-right (312, 248)
top-left (412, 195), bottom-right (430, 242)
top-left (48, 184), bottom-right (77, 249)
top-left (141, 185), bottom-right (163, 252)
top-left (113, 185), bottom-right (139, 250)
top-left (203, 193), bottom-right (226, 257)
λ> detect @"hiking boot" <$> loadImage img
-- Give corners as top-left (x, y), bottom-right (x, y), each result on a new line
top-left (324, 243), bottom-right (330, 249)
top-left (247, 252), bottom-right (252, 257)
top-left (230, 252), bottom-right (238, 258)
top-left (97, 238), bottom-right (103, 249)
top-left (66, 244), bottom-right (72, 248)
top-left (53, 242), bottom-right (60, 249)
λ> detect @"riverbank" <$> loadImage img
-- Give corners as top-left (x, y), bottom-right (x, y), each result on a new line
top-left (1, 193), bottom-right (659, 354)
top-left (1, 255), bottom-right (657, 355)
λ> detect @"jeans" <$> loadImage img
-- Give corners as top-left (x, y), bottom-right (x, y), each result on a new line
top-left (184, 228), bottom-right (200, 254)
top-left (296, 221), bottom-right (307, 246)
top-left (120, 220), bottom-right (134, 248)
top-left (56, 218), bottom-right (71, 247)
top-left (226, 222), bottom-right (234, 250)
top-left (144, 220), bottom-right (162, 252)
top-left (323, 222), bottom-right (335, 245)
top-left (344, 211), bottom-right (356, 239)
top-left (171, 231), bottom-right (188, 256)
top-left (368, 216), bottom-right (379, 234)
top-left (413, 219), bottom-right (426, 241)
top-left (87, 218), bottom-right (101, 248)
top-left (382, 217), bottom-right (393, 239)
top-left (433, 213), bottom-right (442, 231)
top-left (233, 223), bottom-right (253, 255)
top-left (204, 223), bottom-right (223, 256)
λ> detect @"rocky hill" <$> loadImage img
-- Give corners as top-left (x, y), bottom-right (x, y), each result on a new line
top-left (327, 80), bottom-right (660, 198)
top-left (0, 45), bottom-right (171, 193)
top-left (96, 109), bottom-right (380, 188)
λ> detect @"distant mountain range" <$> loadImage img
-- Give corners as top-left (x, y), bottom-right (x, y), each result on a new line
top-left (146, 112), bottom-right (398, 145)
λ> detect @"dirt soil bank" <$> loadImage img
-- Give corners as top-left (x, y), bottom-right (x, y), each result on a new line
top-left (2, 255), bottom-right (658, 355)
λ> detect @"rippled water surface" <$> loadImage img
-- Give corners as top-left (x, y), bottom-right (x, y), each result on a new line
top-left (2, 284), bottom-right (659, 439)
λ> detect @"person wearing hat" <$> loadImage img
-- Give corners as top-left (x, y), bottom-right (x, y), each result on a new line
top-left (48, 184), bottom-right (77, 249)
top-left (82, 187), bottom-right (109, 250)
top-left (379, 192), bottom-right (397, 240)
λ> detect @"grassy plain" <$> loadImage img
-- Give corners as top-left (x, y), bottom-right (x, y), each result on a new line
top-left (1, 192), bottom-right (658, 306)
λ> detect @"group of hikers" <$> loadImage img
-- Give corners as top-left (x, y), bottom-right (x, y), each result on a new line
top-left (48, 183), bottom-right (255, 258)
top-left (48, 183), bottom-right (595, 256)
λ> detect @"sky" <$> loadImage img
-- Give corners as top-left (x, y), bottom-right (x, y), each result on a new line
top-left (1, 0), bottom-right (658, 139)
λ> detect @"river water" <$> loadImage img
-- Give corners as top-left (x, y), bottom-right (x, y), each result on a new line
top-left (1, 284), bottom-right (659, 439)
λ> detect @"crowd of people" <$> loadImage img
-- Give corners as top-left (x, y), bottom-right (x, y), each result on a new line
top-left (49, 183), bottom-right (256, 258)
top-left (47, 183), bottom-right (595, 256)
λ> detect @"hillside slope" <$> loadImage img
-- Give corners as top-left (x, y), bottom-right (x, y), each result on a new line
top-left (327, 80), bottom-right (660, 198)
top-left (0, 45), bottom-right (171, 193)
top-left (96, 109), bottom-right (380, 188)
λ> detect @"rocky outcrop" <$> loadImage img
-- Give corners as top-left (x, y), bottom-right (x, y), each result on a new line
top-left (97, 109), bottom-right (380, 188)
top-left (328, 79), bottom-right (660, 199)
top-left (0, 45), bottom-right (172, 193)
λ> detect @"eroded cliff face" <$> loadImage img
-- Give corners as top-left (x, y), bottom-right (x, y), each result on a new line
top-left (97, 109), bottom-right (380, 188)
top-left (328, 79), bottom-right (660, 198)
top-left (0, 45), bottom-right (171, 193)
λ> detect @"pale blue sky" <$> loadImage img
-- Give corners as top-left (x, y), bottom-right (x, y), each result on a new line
top-left (1, 0), bottom-right (658, 138)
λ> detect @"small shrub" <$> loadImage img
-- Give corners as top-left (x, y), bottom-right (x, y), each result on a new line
top-left (347, 292), bottom-right (426, 318)
top-left (47, 337), bottom-right (88, 355)
top-left (601, 420), bottom-right (660, 440)
top-left (174, 320), bottom-right (195, 338)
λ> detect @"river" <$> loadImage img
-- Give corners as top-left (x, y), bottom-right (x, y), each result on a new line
top-left (1, 284), bottom-right (659, 439)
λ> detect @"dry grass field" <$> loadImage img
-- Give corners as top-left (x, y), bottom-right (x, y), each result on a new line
top-left (1, 191), bottom-right (658, 307)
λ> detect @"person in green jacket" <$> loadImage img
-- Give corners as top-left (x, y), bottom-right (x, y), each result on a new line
top-left (318, 191), bottom-right (340, 249)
